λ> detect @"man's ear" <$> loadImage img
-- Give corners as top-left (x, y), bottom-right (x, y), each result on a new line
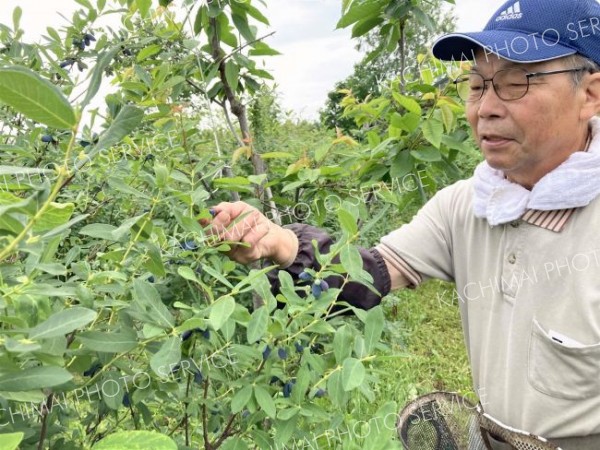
top-left (580, 72), bottom-right (600, 121)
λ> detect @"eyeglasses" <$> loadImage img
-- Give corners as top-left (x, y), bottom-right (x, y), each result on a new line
top-left (453, 67), bottom-right (589, 102)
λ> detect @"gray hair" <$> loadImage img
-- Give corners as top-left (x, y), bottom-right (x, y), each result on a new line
top-left (563, 54), bottom-right (600, 86)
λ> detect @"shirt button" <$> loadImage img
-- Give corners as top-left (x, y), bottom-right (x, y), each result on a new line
top-left (508, 254), bottom-right (517, 264)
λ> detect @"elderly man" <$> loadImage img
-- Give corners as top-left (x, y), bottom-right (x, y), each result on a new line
top-left (206, 0), bottom-right (600, 448)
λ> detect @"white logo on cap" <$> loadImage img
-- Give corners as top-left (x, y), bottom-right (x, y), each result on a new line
top-left (496, 1), bottom-right (523, 21)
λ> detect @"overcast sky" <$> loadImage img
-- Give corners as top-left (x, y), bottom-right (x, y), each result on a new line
top-left (0, 0), bottom-right (507, 120)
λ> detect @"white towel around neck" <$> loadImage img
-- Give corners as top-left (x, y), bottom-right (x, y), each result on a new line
top-left (473, 116), bottom-right (600, 226)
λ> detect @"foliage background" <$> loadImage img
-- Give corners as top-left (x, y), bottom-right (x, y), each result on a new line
top-left (0, 0), bottom-right (478, 448)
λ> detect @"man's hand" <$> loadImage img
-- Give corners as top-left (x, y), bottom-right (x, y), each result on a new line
top-left (201, 202), bottom-right (299, 266)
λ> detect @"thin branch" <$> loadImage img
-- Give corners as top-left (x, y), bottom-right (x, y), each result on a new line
top-left (202, 378), bottom-right (211, 450)
top-left (37, 393), bottom-right (54, 450)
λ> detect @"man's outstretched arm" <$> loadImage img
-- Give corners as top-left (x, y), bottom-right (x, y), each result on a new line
top-left (202, 201), bottom-right (411, 308)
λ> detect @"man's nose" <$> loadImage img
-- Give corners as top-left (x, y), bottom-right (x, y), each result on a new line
top-left (476, 82), bottom-right (506, 118)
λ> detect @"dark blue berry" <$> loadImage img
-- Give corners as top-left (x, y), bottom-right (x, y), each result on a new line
top-left (41, 135), bottom-right (55, 143)
top-left (277, 347), bottom-right (287, 359)
top-left (84, 33), bottom-right (96, 42)
top-left (181, 330), bottom-right (194, 341)
top-left (241, 409), bottom-right (250, 418)
top-left (122, 392), bottom-right (131, 407)
top-left (311, 283), bottom-right (322, 298)
top-left (194, 371), bottom-right (203, 384)
top-left (262, 346), bottom-right (271, 360)
top-left (283, 380), bottom-right (295, 398)
top-left (320, 280), bottom-right (329, 291)
top-left (83, 362), bottom-right (102, 377)
top-left (202, 329), bottom-right (210, 339)
top-left (298, 271), bottom-right (312, 281)
top-left (79, 140), bottom-right (91, 147)
top-left (310, 343), bottom-right (324, 354)
top-left (315, 389), bottom-right (326, 398)
top-left (59, 60), bottom-right (73, 68)
top-left (269, 376), bottom-right (281, 385)
top-left (294, 342), bottom-right (304, 353)
top-left (148, 276), bottom-right (155, 283)
top-left (209, 209), bottom-right (217, 217)
top-left (179, 240), bottom-right (197, 251)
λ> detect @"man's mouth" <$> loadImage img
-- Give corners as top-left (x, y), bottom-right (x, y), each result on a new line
top-left (480, 134), bottom-right (514, 147)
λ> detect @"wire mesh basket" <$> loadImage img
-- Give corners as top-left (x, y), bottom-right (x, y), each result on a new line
top-left (396, 392), bottom-right (562, 450)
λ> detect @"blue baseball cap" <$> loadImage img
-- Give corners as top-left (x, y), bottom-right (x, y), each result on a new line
top-left (432, 0), bottom-right (600, 65)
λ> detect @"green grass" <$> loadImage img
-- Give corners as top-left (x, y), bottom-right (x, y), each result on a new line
top-left (380, 280), bottom-right (472, 400)
top-left (350, 280), bottom-right (473, 445)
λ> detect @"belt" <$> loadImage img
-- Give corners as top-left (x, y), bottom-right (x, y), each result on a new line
top-left (485, 430), bottom-right (600, 450)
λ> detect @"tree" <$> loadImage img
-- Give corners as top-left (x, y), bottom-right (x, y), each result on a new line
top-left (321, 0), bottom-right (455, 133)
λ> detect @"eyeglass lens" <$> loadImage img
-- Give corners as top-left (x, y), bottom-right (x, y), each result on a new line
top-left (455, 69), bottom-right (530, 102)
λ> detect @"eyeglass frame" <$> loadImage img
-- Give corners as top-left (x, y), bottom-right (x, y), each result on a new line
top-left (453, 67), bottom-right (590, 102)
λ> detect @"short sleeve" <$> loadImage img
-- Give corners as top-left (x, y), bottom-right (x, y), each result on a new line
top-left (376, 184), bottom-right (459, 286)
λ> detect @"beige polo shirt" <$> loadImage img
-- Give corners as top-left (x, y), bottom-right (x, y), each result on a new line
top-left (377, 178), bottom-right (600, 440)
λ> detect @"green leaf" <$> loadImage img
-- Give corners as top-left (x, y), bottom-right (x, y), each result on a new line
top-left (337, 0), bottom-right (381, 28)
top-left (363, 306), bottom-right (384, 354)
top-left (0, 366), bottom-right (72, 391)
top-left (101, 371), bottom-right (123, 410)
top-left (80, 106), bottom-right (144, 168)
top-left (232, 13), bottom-right (256, 42)
top-left (12, 7), bottom-right (22, 30)
top-left (136, 44), bottom-right (161, 62)
top-left (390, 150), bottom-right (414, 179)
top-left (254, 385), bottom-right (276, 418)
top-left (132, 279), bottom-right (174, 329)
top-left (340, 244), bottom-right (363, 280)
top-left (231, 385), bottom-right (253, 413)
top-left (221, 438), bottom-right (249, 450)
top-left (392, 92), bottom-right (422, 115)
top-left (32, 202), bottom-right (74, 233)
top-left (0, 432), bottom-right (24, 450)
top-left (79, 223), bottom-right (119, 241)
top-left (247, 306), bottom-right (268, 344)
top-left (351, 16), bottom-right (384, 38)
top-left (421, 118), bottom-right (444, 148)
top-left (0, 66), bottom-right (75, 129)
top-left (337, 209), bottom-right (357, 235)
top-left (225, 60), bottom-right (240, 92)
top-left (202, 263), bottom-right (234, 289)
top-left (137, 0), bottom-right (151, 18)
top-left (248, 42), bottom-right (281, 57)
top-left (333, 325), bottom-right (353, 364)
top-left (29, 307), bottom-right (97, 340)
top-left (177, 266), bottom-right (198, 283)
top-left (150, 336), bottom-right (181, 377)
top-left (77, 329), bottom-right (138, 353)
top-left (410, 147), bottom-right (442, 162)
top-left (82, 46), bottom-right (121, 109)
top-left (92, 431), bottom-right (177, 450)
top-left (326, 370), bottom-right (347, 409)
top-left (243, 3), bottom-right (269, 25)
top-left (341, 358), bottom-right (365, 391)
top-left (440, 103), bottom-right (455, 133)
top-left (209, 296), bottom-right (235, 331)
top-left (193, 5), bottom-right (207, 34)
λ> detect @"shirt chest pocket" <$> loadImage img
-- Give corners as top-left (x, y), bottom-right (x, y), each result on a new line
top-left (528, 319), bottom-right (600, 400)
